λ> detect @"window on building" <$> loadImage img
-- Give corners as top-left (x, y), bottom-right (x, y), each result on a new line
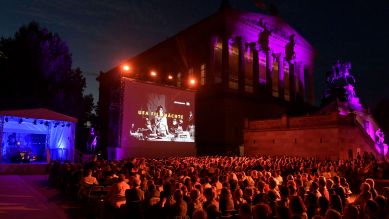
top-left (229, 41), bottom-right (239, 90)
top-left (294, 64), bottom-right (299, 93)
top-left (284, 63), bottom-right (290, 101)
top-left (272, 59), bottom-right (279, 97)
top-left (245, 47), bottom-right (253, 93)
top-left (259, 52), bottom-right (266, 84)
top-left (200, 64), bottom-right (206, 86)
top-left (214, 41), bottom-right (222, 83)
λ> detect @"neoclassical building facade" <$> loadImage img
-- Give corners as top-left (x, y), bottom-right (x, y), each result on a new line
top-left (98, 4), bottom-right (316, 155)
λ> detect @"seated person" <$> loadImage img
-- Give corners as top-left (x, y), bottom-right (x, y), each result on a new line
top-left (107, 174), bottom-right (130, 208)
top-left (170, 119), bottom-right (184, 137)
top-left (78, 169), bottom-right (99, 199)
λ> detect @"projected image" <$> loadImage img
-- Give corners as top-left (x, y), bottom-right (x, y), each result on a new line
top-left (122, 80), bottom-right (195, 143)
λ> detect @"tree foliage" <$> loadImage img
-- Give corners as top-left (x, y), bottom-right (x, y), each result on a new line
top-left (0, 21), bottom-right (95, 150)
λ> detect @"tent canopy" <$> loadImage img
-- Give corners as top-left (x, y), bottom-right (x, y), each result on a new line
top-left (0, 108), bottom-right (77, 162)
top-left (0, 108), bottom-right (77, 123)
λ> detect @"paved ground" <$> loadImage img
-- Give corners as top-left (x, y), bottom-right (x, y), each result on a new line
top-left (0, 175), bottom-right (84, 219)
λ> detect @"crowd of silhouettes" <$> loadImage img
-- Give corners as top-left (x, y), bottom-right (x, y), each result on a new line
top-left (48, 154), bottom-right (389, 219)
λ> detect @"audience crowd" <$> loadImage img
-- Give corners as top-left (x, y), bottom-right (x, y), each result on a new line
top-left (48, 154), bottom-right (389, 219)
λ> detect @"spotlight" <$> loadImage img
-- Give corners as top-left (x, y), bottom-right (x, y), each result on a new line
top-left (189, 78), bottom-right (197, 86)
top-left (150, 71), bottom-right (157, 77)
top-left (168, 75), bottom-right (173, 80)
top-left (122, 64), bottom-right (131, 72)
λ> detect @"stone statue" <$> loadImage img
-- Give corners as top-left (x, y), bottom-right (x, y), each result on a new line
top-left (341, 62), bottom-right (355, 84)
top-left (344, 84), bottom-right (356, 101)
top-left (323, 61), bottom-right (362, 106)
top-left (258, 23), bottom-right (272, 51)
top-left (326, 61), bottom-right (356, 85)
top-left (285, 34), bottom-right (296, 61)
top-left (376, 128), bottom-right (385, 145)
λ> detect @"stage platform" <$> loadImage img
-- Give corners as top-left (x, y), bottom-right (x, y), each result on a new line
top-left (0, 163), bottom-right (48, 175)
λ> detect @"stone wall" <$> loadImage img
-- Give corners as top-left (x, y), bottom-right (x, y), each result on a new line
top-left (244, 114), bottom-right (377, 160)
top-left (245, 127), bottom-right (340, 159)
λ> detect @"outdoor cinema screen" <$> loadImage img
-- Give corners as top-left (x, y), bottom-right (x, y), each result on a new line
top-left (121, 79), bottom-right (195, 147)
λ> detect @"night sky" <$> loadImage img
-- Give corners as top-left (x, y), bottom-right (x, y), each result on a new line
top-left (1, 0), bottom-right (388, 108)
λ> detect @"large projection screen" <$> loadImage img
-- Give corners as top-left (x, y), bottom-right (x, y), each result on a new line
top-left (118, 78), bottom-right (196, 158)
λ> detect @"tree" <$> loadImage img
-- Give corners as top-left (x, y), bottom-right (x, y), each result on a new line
top-left (0, 21), bottom-right (95, 151)
top-left (0, 50), bottom-right (6, 59)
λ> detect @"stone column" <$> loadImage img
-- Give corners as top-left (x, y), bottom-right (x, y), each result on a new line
top-left (251, 43), bottom-right (260, 94)
top-left (278, 54), bottom-right (285, 100)
top-left (236, 36), bottom-right (245, 92)
top-left (297, 62), bottom-right (306, 102)
top-left (221, 34), bottom-right (230, 90)
top-left (307, 65), bottom-right (315, 105)
top-left (266, 50), bottom-right (273, 93)
top-left (288, 60), bottom-right (295, 102)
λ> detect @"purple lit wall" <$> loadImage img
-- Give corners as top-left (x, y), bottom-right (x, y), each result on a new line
top-left (222, 10), bottom-right (315, 103)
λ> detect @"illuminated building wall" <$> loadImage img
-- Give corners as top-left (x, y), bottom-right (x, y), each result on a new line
top-left (98, 5), bottom-right (316, 156)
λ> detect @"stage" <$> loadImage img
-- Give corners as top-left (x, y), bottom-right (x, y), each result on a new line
top-left (0, 108), bottom-right (77, 164)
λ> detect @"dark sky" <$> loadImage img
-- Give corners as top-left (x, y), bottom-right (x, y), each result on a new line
top-left (1, 0), bottom-right (388, 108)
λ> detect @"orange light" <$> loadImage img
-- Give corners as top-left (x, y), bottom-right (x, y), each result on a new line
top-left (122, 64), bottom-right (131, 71)
top-left (168, 75), bottom-right (173, 80)
top-left (150, 71), bottom-right (157, 77)
top-left (189, 78), bottom-right (196, 85)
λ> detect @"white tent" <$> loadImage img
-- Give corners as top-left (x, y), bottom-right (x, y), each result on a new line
top-left (0, 108), bottom-right (77, 163)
